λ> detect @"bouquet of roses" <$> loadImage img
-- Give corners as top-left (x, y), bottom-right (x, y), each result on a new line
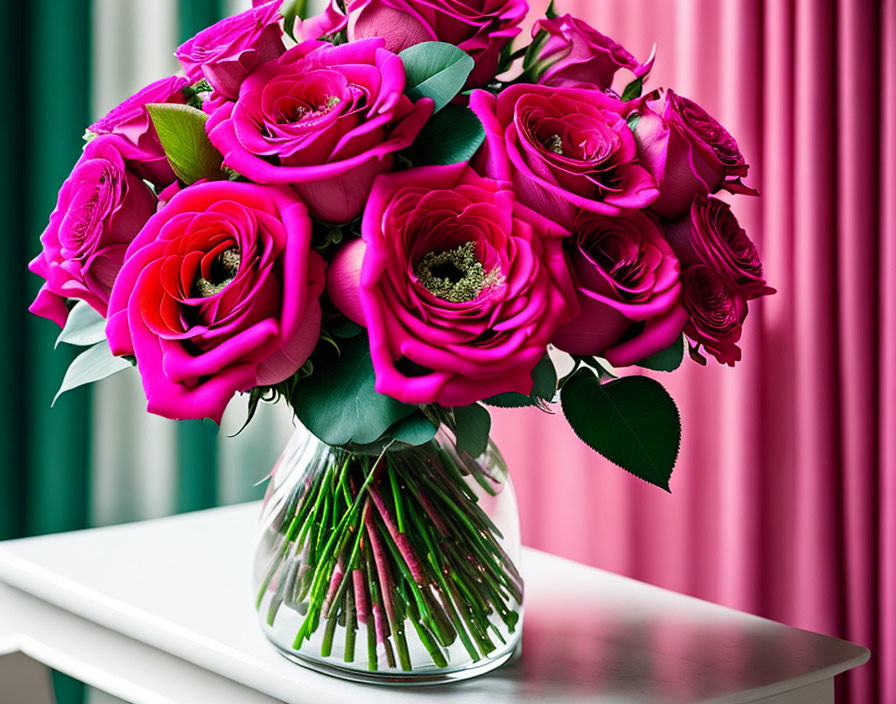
top-left (28, 0), bottom-right (773, 679)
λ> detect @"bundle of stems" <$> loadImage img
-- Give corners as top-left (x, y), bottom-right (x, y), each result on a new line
top-left (256, 439), bottom-right (523, 672)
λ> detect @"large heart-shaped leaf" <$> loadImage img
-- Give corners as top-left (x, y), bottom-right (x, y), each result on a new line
top-left (400, 42), bottom-right (475, 112)
top-left (53, 340), bottom-right (132, 406)
top-left (560, 369), bottom-right (680, 491)
top-left (147, 103), bottom-right (223, 185)
top-left (290, 334), bottom-right (419, 446)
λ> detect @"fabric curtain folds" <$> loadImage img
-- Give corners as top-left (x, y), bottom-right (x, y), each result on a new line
top-left (493, 2), bottom-right (895, 702)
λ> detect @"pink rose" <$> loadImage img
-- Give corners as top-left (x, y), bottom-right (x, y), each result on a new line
top-left (105, 181), bottom-right (326, 423)
top-left (552, 210), bottom-right (687, 366)
top-left (634, 89), bottom-right (755, 218)
top-left (340, 0), bottom-right (528, 86)
top-left (664, 195), bottom-right (774, 301)
top-left (206, 38), bottom-right (433, 223)
top-left (29, 136), bottom-right (157, 327)
top-left (176, 1), bottom-right (285, 101)
top-left (681, 264), bottom-right (747, 366)
top-left (530, 14), bottom-right (651, 90)
top-left (328, 162), bottom-right (578, 406)
top-left (471, 84), bottom-right (659, 226)
top-left (89, 75), bottom-right (189, 186)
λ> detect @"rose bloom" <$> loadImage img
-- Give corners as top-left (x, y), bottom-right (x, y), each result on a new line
top-left (105, 181), bottom-right (326, 423)
top-left (29, 136), bottom-right (157, 327)
top-left (664, 195), bottom-right (774, 301)
top-left (471, 83), bottom-right (659, 226)
top-left (176, 1), bottom-right (285, 101)
top-left (327, 162), bottom-right (579, 406)
top-left (681, 264), bottom-right (748, 366)
top-left (88, 75), bottom-right (189, 186)
top-left (206, 38), bottom-right (433, 223)
top-left (530, 14), bottom-right (651, 90)
top-left (634, 89), bottom-right (755, 218)
top-left (552, 210), bottom-right (687, 366)
top-left (340, 0), bottom-right (528, 86)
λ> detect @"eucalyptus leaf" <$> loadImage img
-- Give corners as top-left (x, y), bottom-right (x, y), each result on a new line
top-left (402, 103), bottom-right (485, 165)
top-left (146, 103), bottom-right (223, 185)
top-left (453, 403), bottom-right (491, 458)
top-left (387, 412), bottom-right (438, 447)
top-left (55, 301), bottom-right (106, 348)
top-left (290, 334), bottom-right (419, 446)
top-left (621, 76), bottom-right (644, 102)
top-left (560, 369), bottom-right (680, 491)
top-left (635, 335), bottom-right (685, 372)
top-left (399, 42), bottom-right (475, 112)
top-left (53, 340), bottom-right (132, 406)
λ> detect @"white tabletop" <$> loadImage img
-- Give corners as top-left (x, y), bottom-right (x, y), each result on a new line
top-left (0, 503), bottom-right (869, 704)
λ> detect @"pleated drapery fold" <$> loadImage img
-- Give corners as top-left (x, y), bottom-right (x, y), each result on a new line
top-left (492, 2), bottom-right (895, 702)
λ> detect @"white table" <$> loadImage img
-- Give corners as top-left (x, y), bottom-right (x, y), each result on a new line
top-left (0, 503), bottom-right (869, 704)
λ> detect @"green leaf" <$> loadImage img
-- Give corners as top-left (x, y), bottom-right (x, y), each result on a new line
top-left (329, 317), bottom-right (364, 339)
top-left (53, 340), bottom-right (132, 406)
top-left (546, 0), bottom-right (559, 19)
top-left (560, 369), bottom-right (680, 491)
top-left (484, 355), bottom-right (557, 407)
top-left (453, 404), bottom-right (491, 458)
top-left (401, 103), bottom-right (484, 166)
top-left (399, 42), bottom-right (475, 113)
top-left (387, 412), bottom-right (438, 447)
top-left (290, 334), bottom-right (419, 446)
top-left (621, 76), bottom-right (644, 102)
top-left (146, 103), bottom-right (223, 185)
top-left (55, 301), bottom-right (106, 348)
top-left (635, 335), bottom-right (685, 372)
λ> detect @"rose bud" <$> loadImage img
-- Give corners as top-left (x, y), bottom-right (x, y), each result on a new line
top-left (206, 38), bottom-right (433, 223)
top-left (176, 1), bottom-right (286, 101)
top-left (529, 14), bottom-right (652, 91)
top-left (471, 84), bottom-right (659, 227)
top-left (664, 195), bottom-right (775, 301)
top-left (552, 210), bottom-right (687, 366)
top-left (358, 162), bottom-right (578, 406)
top-left (29, 136), bottom-right (157, 327)
top-left (341, 0), bottom-right (528, 87)
top-left (88, 75), bottom-right (189, 187)
top-left (681, 264), bottom-right (748, 366)
top-left (633, 89), bottom-right (756, 218)
top-left (327, 237), bottom-right (367, 326)
top-left (105, 181), bottom-right (326, 423)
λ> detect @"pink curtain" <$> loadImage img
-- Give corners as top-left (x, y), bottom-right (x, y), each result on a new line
top-left (491, 1), bottom-right (896, 702)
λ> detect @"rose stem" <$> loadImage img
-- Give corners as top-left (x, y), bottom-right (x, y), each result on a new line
top-left (364, 506), bottom-right (411, 670)
top-left (363, 540), bottom-right (396, 668)
top-left (352, 563), bottom-right (376, 670)
top-left (387, 457), bottom-right (406, 533)
top-left (398, 581), bottom-right (449, 668)
top-left (323, 501), bottom-right (368, 618)
top-left (404, 502), bottom-right (480, 660)
top-left (344, 585), bottom-right (356, 663)
top-left (320, 606), bottom-right (340, 658)
top-left (368, 482), bottom-right (425, 584)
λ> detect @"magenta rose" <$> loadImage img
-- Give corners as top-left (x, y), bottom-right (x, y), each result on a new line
top-left (634, 89), bottom-right (755, 218)
top-left (105, 181), bottom-right (326, 423)
top-left (471, 84), bottom-right (659, 226)
top-left (665, 195), bottom-right (774, 301)
top-left (552, 209), bottom-right (687, 366)
top-left (530, 14), bottom-right (652, 90)
top-left (89, 75), bottom-right (189, 186)
top-left (176, 1), bottom-right (285, 101)
top-left (327, 162), bottom-right (578, 406)
top-left (206, 38), bottom-right (433, 223)
top-left (29, 136), bottom-right (157, 327)
top-left (340, 0), bottom-right (528, 86)
top-left (681, 265), bottom-right (747, 366)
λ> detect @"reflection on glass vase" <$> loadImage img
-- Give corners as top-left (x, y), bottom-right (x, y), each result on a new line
top-left (252, 424), bottom-right (524, 684)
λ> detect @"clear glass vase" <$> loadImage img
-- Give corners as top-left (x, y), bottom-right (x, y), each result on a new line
top-left (252, 424), bottom-right (523, 684)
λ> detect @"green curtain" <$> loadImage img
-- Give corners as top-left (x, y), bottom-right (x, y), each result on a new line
top-left (0, 3), bottom-right (229, 702)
